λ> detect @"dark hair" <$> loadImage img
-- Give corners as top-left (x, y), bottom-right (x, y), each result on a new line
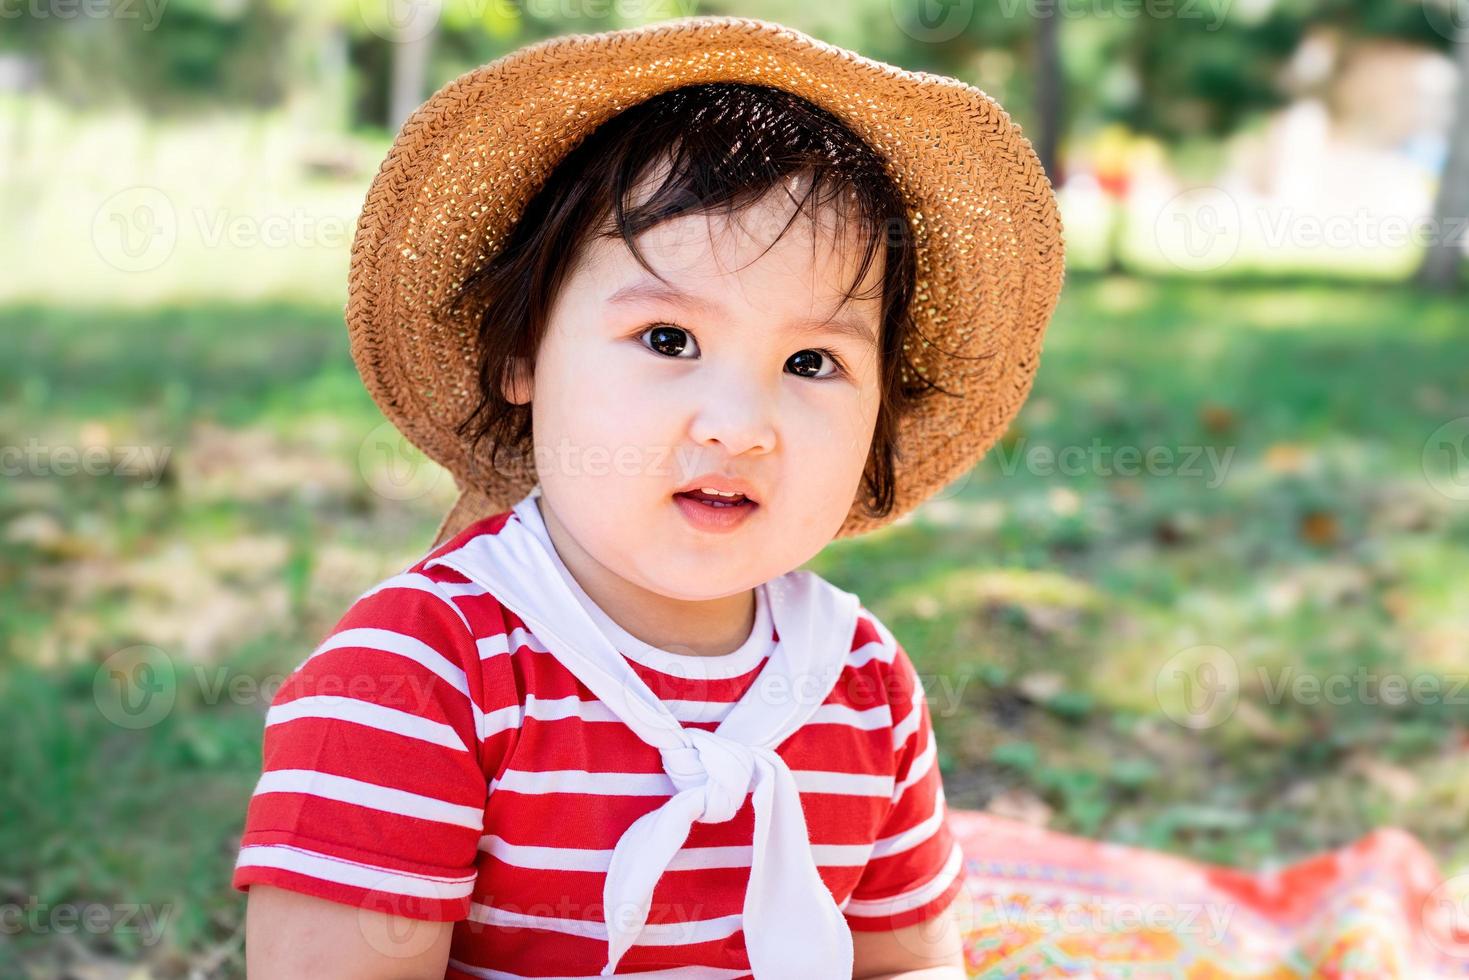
top-left (447, 81), bottom-right (949, 521)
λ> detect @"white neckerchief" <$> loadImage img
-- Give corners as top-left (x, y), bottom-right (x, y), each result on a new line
top-left (423, 486), bottom-right (859, 977)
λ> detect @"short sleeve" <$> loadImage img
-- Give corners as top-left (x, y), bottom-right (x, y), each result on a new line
top-left (842, 633), bottom-right (967, 932)
top-left (231, 571), bottom-right (517, 922)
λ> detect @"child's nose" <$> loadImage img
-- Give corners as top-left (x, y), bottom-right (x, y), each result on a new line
top-left (686, 379), bottom-right (778, 457)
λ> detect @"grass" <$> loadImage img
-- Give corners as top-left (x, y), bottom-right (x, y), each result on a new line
top-left (2, 272), bottom-right (1468, 975)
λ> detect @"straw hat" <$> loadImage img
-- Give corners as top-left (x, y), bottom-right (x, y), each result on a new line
top-left (346, 15), bottom-right (1065, 549)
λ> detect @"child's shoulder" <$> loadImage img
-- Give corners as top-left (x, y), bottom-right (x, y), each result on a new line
top-left (372, 507), bottom-right (521, 611)
top-left (322, 511), bottom-right (525, 674)
top-left (780, 568), bottom-right (922, 697)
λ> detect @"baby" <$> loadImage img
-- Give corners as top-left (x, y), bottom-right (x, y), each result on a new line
top-left (230, 16), bottom-right (1063, 980)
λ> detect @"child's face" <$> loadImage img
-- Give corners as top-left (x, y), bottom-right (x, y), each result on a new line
top-left (506, 172), bottom-right (883, 601)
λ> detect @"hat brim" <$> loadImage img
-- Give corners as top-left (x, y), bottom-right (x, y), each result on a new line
top-left (346, 15), bottom-right (1066, 551)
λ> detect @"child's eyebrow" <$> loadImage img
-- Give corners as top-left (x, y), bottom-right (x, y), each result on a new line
top-left (605, 279), bottom-right (878, 350)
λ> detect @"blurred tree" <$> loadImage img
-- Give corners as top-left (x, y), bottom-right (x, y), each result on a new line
top-left (15, 0), bottom-right (294, 113)
top-left (1035, 0), bottom-right (1064, 184)
top-left (1416, 19), bottom-right (1468, 292)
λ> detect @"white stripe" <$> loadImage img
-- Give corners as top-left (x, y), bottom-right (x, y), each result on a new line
top-left (480, 703), bottom-right (522, 740)
top-left (305, 628), bottom-right (470, 699)
top-left (795, 769), bottom-right (895, 797)
top-left (661, 698), bottom-right (736, 724)
top-left (847, 638), bottom-right (896, 669)
top-left (841, 840), bottom-right (965, 918)
top-left (433, 580), bottom-right (491, 599)
top-left (489, 767), bottom-right (894, 798)
top-left (485, 619), bottom-right (893, 683)
top-left (266, 695), bottom-right (468, 751)
top-left (477, 835), bottom-right (873, 871)
top-left (869, 788), bottom-right (945, 860)
top-left (357, 573), bottom-right (473, 633)
top-left (524, 695), bottom-right (621, 725)
top-left (891, 686), bottom-right (924, 749)
top-left (235, 843), bottom-right (474, 900)
top-left (301, 627), bottom-right (488, 743)
top-left (892, 735), bottom-right (937, 801)
top-left (809, 702), bottom-right (892, 730)
top-left (477, 626), bottom-right (543, 660)
top-left (467, 902), bottom-right (742, 945)
top-left (255, 768), bottom-right (483, 829)
top-left (520, 694), bottom-right (888, 732)
top-left (864, 611), bottom-right (900, 655)
top-left (492, 768), bottom-right (675, 796)
top-left (447, 957), bottom-right (749, 980)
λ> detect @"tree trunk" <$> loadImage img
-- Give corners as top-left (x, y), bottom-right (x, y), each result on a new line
top-left (388, 19), bottom-right (438, 134)
top-left (1034, 0), bottom-right (1064, 188)
top-left (1416, 29), bottom-right (1469, 292)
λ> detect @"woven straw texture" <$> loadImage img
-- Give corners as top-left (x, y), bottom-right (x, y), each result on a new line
top-left (344, 15), bottom-right (1066, 549)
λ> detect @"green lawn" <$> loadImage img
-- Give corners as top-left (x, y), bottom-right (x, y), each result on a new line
top-left (2, 272), bottom-right (1467, 976)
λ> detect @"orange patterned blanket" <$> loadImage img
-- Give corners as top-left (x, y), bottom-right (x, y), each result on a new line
top-left (949, 809), bottom-right (1469, 978)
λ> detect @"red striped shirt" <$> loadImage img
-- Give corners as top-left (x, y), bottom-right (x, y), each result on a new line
top-left (232, 507), bottom-right (966, 977)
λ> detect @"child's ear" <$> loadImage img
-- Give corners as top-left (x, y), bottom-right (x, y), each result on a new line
top-left (501, 356), bottom-right (533, 406)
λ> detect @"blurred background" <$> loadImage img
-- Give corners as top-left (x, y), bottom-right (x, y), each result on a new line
top-left (2, 0), bottom-right (1467, 976)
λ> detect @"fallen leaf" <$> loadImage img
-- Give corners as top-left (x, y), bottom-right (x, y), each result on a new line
top-left (1299, 509), bottom-right (1340, 547)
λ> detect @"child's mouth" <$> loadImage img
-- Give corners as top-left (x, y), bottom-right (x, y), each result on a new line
top-left (672, 490), bottom-right (758, 531)
top-left (674, 490), bottom-right (752, 509)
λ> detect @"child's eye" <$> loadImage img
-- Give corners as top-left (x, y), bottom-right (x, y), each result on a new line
top-left (636, 323), bottom-right (846, 381)
top-left (786, 348), bottom-right (845, 380)
top-left (641, 323), bottom-right (699, 360)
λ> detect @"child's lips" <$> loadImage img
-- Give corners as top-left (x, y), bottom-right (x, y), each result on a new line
top-left (672, 492), bottom-right (759, 532)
